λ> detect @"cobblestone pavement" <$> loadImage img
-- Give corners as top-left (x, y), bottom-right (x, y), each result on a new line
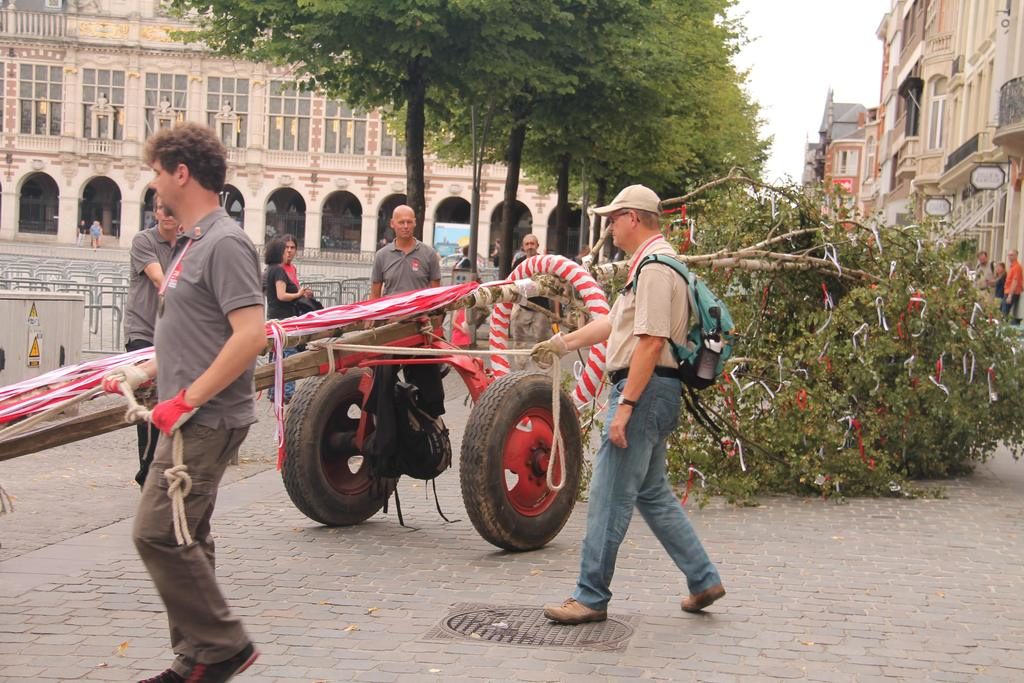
top-left (2, 372), bottom-right (1023, 682)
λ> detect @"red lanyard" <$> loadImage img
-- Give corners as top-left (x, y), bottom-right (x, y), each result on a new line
top-left (626, 235), bottom-right (665, 285)
top-left (159, 238), bottom-right (193, 296)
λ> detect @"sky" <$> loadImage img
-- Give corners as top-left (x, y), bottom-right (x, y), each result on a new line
top-left (731, 0), bottom-right (892, 182)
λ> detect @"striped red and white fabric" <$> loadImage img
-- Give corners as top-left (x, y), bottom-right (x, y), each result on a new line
top-left (488, 254), bottom-right (609, 408)
top-left (0, 281), bottom-right (485, 426)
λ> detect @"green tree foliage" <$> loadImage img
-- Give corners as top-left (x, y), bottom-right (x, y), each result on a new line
top-left (522, 0), bottom-right (768, 254)
top-left (660, 181), bottom-right (1024, 503)
top-left (169, 0), bottom-right (483, 235)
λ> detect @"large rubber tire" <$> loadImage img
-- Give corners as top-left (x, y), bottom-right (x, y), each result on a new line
top-left (460, 372), bottom-right (583, 551)
top-left (282, 371), bottom-right (395, 526)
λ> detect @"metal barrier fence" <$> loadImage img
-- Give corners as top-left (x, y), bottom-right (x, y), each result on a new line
top-left (0, 254), bottom-right (379, 355)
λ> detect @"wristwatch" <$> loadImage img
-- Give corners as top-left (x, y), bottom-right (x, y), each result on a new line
top-left (617, 396), bottom-right (638, 408)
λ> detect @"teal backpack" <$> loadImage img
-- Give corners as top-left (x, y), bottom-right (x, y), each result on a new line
top-left (629, 253), bottom-right (735, 390)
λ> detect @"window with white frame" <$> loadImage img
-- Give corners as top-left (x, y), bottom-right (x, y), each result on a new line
top-left (836, 149), bottom-right (859, 177)
top-left (380, 120), bottom-right (405, 157)
top-left (144, 73), bottom-right (187, 136)
top-left (207, 77), bottom-right (249, 147)
top-left (928, 77), bottom-right (947, 150)
top-left (267, 81), bottom-right (311, 152)
top-left (864, 137), bottom-right (876, 182)
top-left (324, 101), bottom-right (367, 154)
top-left (82, 69), bottom-right (125, 140)
top-left (19, 64), bottom-right (62, 136)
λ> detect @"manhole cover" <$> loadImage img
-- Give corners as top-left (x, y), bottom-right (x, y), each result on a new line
top-left (436, 605), bottom-right (633, 649)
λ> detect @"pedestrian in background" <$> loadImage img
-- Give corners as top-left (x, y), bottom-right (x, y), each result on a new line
top-left (974, 251), bottom-right (995, 290)
top-left (490, 238), bottom-right (501, 268)
top-left (369, 204), bottom-right (445, 417)
top-left (510, 234), bottom-right (555, 369)
top-left (263, 234), bottom-right (312, 404)
top-left (994, 262), bottom-right (1006, 304)
top-left (123, 194), bottom-right (179, 486)
top-left (89, 219), bottom-right (102, 250)
top-left (1004, 250), bottom-right (1022, 323)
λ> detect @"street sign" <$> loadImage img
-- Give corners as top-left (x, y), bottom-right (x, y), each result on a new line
top-left (970, 165), bottom-right (1006, 191)
top-left (923, 197), bottom-right (952, 217)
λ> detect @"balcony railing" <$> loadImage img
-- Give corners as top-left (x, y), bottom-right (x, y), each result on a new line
top-left (998, 76), bottom-right (1024, 130)
top-left (0, 10), bottom-right (67, 39)
top-left (320, 153), bottom-right (368, 171)
top-left (377, 156), bottom-right (405, 172)
top-left (77, 138), bottom-right (123, 157)
top-left (14, 134), bottom-right (61, 152)
top-left (896, 139), bottom-right (920, 178)
top-left (433, 162), bottom-right (474, 176)
top-left (265, 149), bottom-right (311, 167)
top-left (926, 33), bottom-right (952, 56)
top-left (944, 133), bottom-right (979, 173)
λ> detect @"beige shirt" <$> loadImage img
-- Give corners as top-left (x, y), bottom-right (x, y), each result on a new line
top-left (605, 235), bottom-right (689, 373)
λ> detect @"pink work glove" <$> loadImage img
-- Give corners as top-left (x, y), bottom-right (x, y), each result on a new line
top-left (150, 389), bottom-right (198, 435)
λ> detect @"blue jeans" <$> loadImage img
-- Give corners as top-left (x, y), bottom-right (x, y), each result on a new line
top-left (573, 375), bottom-right (721, 611)
top-left (268, 346), bottom-right (298, 403)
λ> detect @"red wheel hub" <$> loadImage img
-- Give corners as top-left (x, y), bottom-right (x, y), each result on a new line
top-left (502, 408), bottom-right (563, 516)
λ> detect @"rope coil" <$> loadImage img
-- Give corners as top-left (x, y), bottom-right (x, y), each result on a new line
top-left (120, 381), bottom-right (193, 547)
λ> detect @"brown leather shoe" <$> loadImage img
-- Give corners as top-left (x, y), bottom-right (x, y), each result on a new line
top-left (543, 598), bottom-right (607, 625)
top-left (681, 584), bottom-right (726, 613)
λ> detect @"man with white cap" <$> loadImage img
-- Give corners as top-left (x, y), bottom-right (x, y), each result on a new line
top-left (532, 184), bottom-right (725, 624)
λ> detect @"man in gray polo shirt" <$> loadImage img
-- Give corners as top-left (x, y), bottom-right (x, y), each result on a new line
top-left (370, 204), bottom-right (441, 297)
top-left (369, 204), bottom-right (445, 416)
top-left (102, 123), bottom-right (265, 682)
top-left (124, 194), bottom-right (179, 487)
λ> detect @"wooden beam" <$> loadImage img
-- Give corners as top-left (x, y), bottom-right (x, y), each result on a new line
top-left (0, 406), bottom-right (134, 461)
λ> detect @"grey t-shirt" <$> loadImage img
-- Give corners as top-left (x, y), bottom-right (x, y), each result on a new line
top-left (370, 240), bottom-right (442, 295)
top-left (125, 228), bottom-right (177, 344)
top-left (154, 207), bottom-right (264, 429)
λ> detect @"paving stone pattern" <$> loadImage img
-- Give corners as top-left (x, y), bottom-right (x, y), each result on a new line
top-left (2, 374), bottom-right (1024, 681)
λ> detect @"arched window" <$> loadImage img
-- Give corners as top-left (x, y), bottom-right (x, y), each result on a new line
top-left (928, 78), bottom-right (947, 150)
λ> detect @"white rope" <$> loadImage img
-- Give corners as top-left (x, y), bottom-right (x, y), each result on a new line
top-left (869, 225), bottom-right (883, 255)
top-left (963, 350), bottom-right (976, 384)
top-left (121, 383), bottom-right (193, 546)
top-left (546, 360), bottom-right (566, 491)
top-left (875, 297), bottom-right (889, 331)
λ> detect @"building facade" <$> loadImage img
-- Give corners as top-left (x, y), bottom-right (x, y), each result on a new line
top-left (992, 0), bottom-right (1024, 257)
top-left (803, 91), bottom-right (871, 213)
top-left (871, 0), bottom-right (1021, 260)
top-left (0, 1), bottom-right (574, 256)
